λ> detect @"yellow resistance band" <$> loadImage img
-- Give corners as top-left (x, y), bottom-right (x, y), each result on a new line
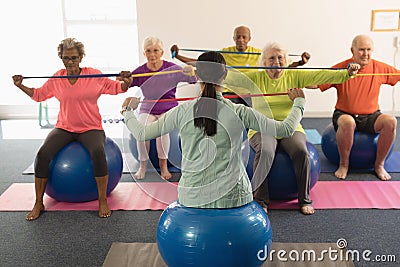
top-left (131, 69), bottom-right (195, 78)
top-left (356, 73), bottom-right (400, 77)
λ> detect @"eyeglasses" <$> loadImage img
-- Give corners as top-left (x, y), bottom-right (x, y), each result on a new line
top-left (62, 56), bottom-right (80, 62)
top-left (267, 55), bottom-right (286, 63)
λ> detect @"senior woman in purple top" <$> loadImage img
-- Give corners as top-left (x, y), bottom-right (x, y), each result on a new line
top-left (130, 36), bottom-right (196, 180)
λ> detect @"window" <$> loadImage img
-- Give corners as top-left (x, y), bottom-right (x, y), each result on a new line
top-left (62, 0), bottom-right (139, 70)
top-left (61, 0), bottom-right (140, 119)
top-left (1, 0), bottom-right (139, 119)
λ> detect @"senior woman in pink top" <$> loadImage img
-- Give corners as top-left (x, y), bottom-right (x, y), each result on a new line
top-left (12, 37), bottom-right (133, 221)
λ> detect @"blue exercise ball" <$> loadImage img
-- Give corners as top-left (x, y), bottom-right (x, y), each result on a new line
top-left (243, 141), bottom-right (320, 200)
top-left (157, 201), bottom-right (272, 267)
top-left (45, 137), bottom-right (123, 202)
top-left (321, 124), bottom-right (393, 170)
top-left (128, 128), bottom-right (181, 172)
top-left (268, 142), bottom-right (319, 200)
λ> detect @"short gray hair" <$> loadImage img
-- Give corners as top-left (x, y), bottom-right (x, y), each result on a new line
top-left (258, 42), bottom-right (289, 67)
top-left (233, 25), bottom-right (251, 37)
top-left (142, 36), bottom-right (164, 51)
top-left (351, 34), bottom-right (374, 49)
top-left (57, 38), bottom-right (85, 58)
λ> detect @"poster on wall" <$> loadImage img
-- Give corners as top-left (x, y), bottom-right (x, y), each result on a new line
top-left (371, 9), bottom-right (400, 32)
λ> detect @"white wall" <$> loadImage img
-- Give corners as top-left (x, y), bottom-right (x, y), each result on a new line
top-left (136, 0), bottom-right (400, 117)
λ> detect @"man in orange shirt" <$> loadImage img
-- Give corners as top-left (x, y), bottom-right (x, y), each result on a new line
top-left (319, 34), bottom-right (400, 180)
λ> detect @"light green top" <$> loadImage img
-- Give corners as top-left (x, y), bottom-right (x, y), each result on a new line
top-left (226, 69), bottom-right (351, 139)
top-left (124, 93), bottom-right (305, 208)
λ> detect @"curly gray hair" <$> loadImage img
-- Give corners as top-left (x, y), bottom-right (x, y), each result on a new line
top-left (57, 38), bottom-right (85, 58)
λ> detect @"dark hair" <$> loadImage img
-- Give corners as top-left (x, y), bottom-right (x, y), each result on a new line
top-left (194, 51), bottom-right (226, 136)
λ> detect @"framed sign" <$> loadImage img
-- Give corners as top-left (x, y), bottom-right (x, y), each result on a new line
top-left (371, 10), bottom-right (400, 32)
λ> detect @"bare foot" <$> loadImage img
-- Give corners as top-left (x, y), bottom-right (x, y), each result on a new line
top-left (334, 164), bottom-right (349, 179)
top-left (98, 199), bottom-right (111, 218)
top-left (133, 167), bottom-right (146, 180)
top-left (159, 159), bottom-right (172, 180)
top-left (300, 205), bottom-right (315, 215)
top-left (26, 202), bottom-right (45, 221)
top-left (160, 168), bottom-right (172, 180)
top-left (375, 165), bottom-right (391, 181)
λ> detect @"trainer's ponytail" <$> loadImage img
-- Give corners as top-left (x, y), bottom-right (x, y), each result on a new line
top-left (194, 52), bottom-right (226, 136)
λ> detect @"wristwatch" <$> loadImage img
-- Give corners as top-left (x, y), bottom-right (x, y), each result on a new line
top-left (120, 106), bottom-right (133, 115)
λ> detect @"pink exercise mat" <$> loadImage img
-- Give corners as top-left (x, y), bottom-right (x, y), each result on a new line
top-left (1, 181), bottom-right (400, 211)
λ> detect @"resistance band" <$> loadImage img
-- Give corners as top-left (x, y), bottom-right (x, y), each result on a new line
top-left (139, 92), bottom-right (288, 103)
top-left (228, 66), bottom-right (345, 70)
top-left (355, 73), bottom-right (400, 77)
top-left (22, 66), bottom-right (400, 80)
top-left (228, 65), bottom-right (400, 76)
top-left (172, 48), bottom-right (301, 57)
top-left (23, 69), bottom-right (187, 79)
